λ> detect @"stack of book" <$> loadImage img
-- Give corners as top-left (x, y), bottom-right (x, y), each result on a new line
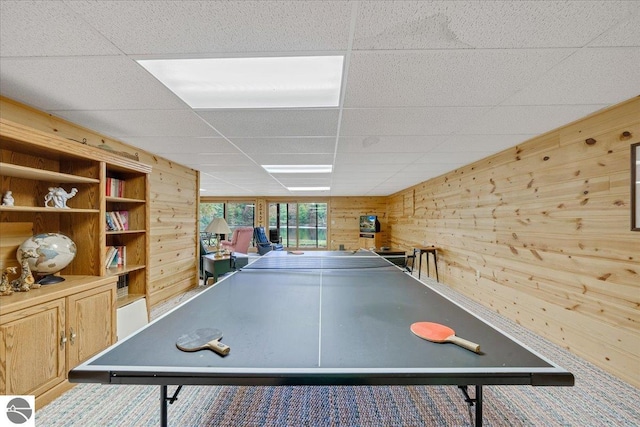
top-left (106, 211), bottom-right (129, 231)
top-left (116, 274), bottom-right (129, 299)
top-left (106, 177), bottom-right (125, 197)
top-left (105, 245), bottom-right (126, 268)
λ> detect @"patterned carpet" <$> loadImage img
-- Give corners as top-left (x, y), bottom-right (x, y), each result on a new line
top-left (36, 275), bottom-right (640, 426)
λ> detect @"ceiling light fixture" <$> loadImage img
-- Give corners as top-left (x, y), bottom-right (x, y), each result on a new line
top-left (137, 56), bottom-right (344, 109)
top-left (262, 165), bottom-right (333, 174)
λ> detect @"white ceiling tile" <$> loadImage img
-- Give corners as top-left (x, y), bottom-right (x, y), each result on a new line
top-left (353, 1), bottom-right (634, 49)
top-left (197, 109), bottom-right (340, 138)
top-left (345, 49), bottom-right (572, 107)
top-left (338, 135), bottom-right (443, 153)
top-left (433, 135), bottom-right (536, 153)
top-left (460, 105), bottom-right (609, 135)
top-left (51, 109), bottom-right (218, 138)
top-left (587, 2), bottom-right (640, 47)
top-left (231, 137), bottom-right (336, 155)
top-left (251, 153), bottom-right (334, 166)
top-left (124, 137), bottom-right (237, 154)
top-left (0, 1), bottom-right (121, 57)
top-left (194, 156), bottom-right (258, 168)
top-left (336, 152), bottom-right (416, 165)
top-left (340, 107), bottom-right (489, 136)
top-left (503, 48), bottom-right (640, 106)
top-left (66, 0), bottom-right (353, 54)
top-left (277, 177), bottom-right (332, 186)
top-left (0, 57), bottom-right (187, 110)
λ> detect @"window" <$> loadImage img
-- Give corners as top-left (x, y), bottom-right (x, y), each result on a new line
top-left (199, 201), bottom-right (255, 241)
top-left (269, 202), bottom-right (327, 249)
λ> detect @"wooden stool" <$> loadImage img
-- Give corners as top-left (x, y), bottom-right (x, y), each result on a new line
top-left (416, 247), bottom-right (439, 281)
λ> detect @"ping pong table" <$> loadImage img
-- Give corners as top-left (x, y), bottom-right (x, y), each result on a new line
top-left (70, 250), bottom-right (573, 426)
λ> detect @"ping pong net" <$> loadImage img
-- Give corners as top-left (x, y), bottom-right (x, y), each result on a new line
top-left (243, 252), bottom-right (397, 270)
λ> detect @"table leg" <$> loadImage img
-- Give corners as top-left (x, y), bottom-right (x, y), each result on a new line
top-left (418, 251), bottom-right (423, 279)
top-left (425, 252), bottom-right (430, 278)
top-left (160, 385), bottom-right (168, 427)
top-left (475, 385), bottom-right (483, 427)
top-left (458, 385), bottom-right (483, 426)
top-left (433, 251), bottom-right (439, 282)
top-left (160, 385), bottom-right (183, 427)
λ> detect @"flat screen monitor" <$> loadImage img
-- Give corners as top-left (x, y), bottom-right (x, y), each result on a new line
top-left (360, 215), bottom-right (380, 233)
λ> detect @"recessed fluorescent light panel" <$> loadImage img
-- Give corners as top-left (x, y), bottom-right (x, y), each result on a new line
top-left (262, 165), bottom-right (333, 174)
top-left (287, 187), bottom-right (330, 192)
top-left (137, 56), bottom-right (344, 108)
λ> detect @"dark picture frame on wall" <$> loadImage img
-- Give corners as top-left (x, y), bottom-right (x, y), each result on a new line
top-left (632, 142), bottom-right (640, 231)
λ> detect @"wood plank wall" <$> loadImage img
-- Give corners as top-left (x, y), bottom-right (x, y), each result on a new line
top-left (329, 197), bottom-right (388, 250)
top-left (0, 97), bottom-right (199, 307)
top-left (387, 96), bottom-right (640, 387)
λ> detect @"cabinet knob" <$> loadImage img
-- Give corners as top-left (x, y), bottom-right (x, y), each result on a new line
top-left (60, 332), bottom-right (67, 350)
top-left (70, 327), bottom-right (76, 345)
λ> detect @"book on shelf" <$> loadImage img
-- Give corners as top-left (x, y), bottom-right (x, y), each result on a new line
top-left (105, 212), bottom-right (117, 231)
top-left (106, 177), bottom-right (125, 198)
top-left (105, 245), bottom-right (126, 268)
top-left (116, 274), bottom-right (129, 299)
top-left (115, 211), bottom-right (129, 230)
top-left (106, 210), bottom-right (129, 231)
top-left (105, 246), bottom-right (117, 267)
top-left (116, 274), bottom-right (129, 289)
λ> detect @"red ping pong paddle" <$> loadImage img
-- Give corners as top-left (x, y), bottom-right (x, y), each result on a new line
top-left (176, 328), bottom-right (230, 356)
top-left (410, 322), bottom-right (481, 353)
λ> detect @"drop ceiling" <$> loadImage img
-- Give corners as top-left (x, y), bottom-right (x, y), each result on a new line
top-left (1, 1), bottom-right (639, 197)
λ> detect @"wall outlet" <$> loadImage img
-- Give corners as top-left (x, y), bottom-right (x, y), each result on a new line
top-left (476, 270), bottom-right (481, 279)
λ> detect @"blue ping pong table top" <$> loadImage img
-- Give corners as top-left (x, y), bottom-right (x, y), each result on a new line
top-left (70, 250), bottom-right (573, 387)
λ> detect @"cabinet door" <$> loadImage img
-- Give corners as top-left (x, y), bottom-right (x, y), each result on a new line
top-left (66, 285), bottom-right (116, 369)
top-left (0, 300), bottom-right (65, 396)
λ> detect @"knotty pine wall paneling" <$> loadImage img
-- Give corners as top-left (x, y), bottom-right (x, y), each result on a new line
top-left (330, 196), bottom-right (388, 250)
top-left (387, 96), bottom-right (640, 387)
top-left (0, 97), bottom-right (199, 307)
top-left (146, 155), bottom-right (198, 306)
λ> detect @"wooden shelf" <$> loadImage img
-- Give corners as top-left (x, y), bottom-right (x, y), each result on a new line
top-left (0, 205), bottom-right (99, 213)
top-left (106, 229), bottom-right (146, 235)
top-left (117, 293), bottom-right (146, 308)
top-left (0, 162), bottom-right (100, 183)
top-left (105, 264), bottom-right (145, 277)
top-left (106, 196), bottom-right (145, 204)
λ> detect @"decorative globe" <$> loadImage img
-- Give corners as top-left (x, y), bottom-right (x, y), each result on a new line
top-left (17, 233), bottom-right (77, 284)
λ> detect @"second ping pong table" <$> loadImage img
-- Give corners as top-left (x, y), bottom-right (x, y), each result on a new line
top-left (70, 250), bottom-right (574, 426)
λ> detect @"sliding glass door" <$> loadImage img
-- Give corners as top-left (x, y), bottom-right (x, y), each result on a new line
top-left (269, 202), bottom-right (327, 249)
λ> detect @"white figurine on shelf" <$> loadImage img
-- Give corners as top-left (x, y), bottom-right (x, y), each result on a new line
top-left (44, 187), bottom-right (78, 208)
top-left (2, 191), bottom-right (14, 206)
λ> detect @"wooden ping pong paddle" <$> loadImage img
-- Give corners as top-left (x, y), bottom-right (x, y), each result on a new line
top-left (176, 328), bottom-right (230, 356)
top-left (410, 322), bottom-right (481, 353)
top-left (288, 250), bottom-right (304, 255)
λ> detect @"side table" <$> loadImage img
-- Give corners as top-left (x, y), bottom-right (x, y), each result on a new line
top-left (202, 254), bottom-right (234, 285)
